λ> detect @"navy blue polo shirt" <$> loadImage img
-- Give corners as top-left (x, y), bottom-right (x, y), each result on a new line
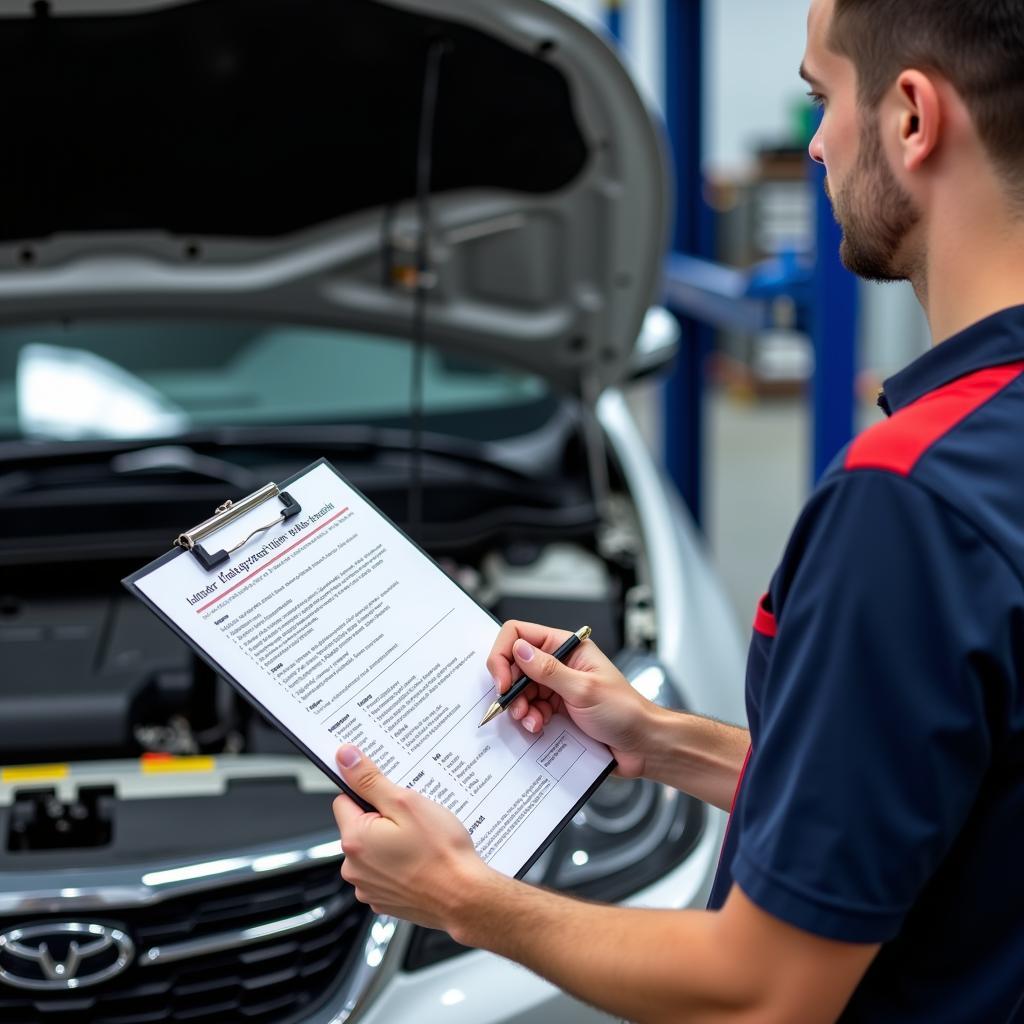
top-left (708, 305), bottom-right (1024, 1022)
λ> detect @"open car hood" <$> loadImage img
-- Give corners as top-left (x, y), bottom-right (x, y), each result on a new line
top-left (0, 0), bottom-right (670, 391)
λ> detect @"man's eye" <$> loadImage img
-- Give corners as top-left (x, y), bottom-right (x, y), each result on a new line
top-left (807, 91), bottom-right (826, 109)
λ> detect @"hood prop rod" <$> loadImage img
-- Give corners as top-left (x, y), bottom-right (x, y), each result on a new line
top-left (406, 37), bottom-right (450, 543)
top-left (581, 368), bottom-right (612, 520)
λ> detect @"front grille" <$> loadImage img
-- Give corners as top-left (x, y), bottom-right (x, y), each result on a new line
top-left (0, 859), bottom-right (370, 1023)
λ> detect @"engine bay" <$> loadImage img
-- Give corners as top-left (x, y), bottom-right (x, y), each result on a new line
top-left (0, 383), bottom-right (674, 876)
top-left (0, 534), bottom-right (645, 767)
top-left (0, 428), bottom-right (702, 945)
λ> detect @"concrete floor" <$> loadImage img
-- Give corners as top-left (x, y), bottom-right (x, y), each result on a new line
top-left (705, 390), bottom-right (810, 627)
top-left (705, 386), bottom-right (887, 625)
top-left (625, 381), bottom-right (884, 628)
top-left (624, 381), bottom-right (810, 627)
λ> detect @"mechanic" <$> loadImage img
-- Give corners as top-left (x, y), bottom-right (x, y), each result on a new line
top-left (331, 1), bottom-right (1024, 1020)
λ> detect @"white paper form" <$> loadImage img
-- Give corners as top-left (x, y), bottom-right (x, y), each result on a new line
top-left (131, 461), bottom-right (613, 877)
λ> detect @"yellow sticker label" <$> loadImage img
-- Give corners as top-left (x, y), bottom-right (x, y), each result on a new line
top-left (140, 756), bottom-right (216, 774)
top-left (1, 764), bottom-right (69, 783)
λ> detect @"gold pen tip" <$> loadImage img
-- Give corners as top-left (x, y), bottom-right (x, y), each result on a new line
top-left (478, 701), bottom-right (503, 727)
top-left (576, 625), bottom-right (592, 642)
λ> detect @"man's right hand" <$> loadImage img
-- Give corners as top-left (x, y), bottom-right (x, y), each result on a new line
top-left (485, 620), bottom-right (655, 778)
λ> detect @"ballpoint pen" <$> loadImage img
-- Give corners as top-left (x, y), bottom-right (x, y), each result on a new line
top-left (478, 626), bottom-right (592, 727)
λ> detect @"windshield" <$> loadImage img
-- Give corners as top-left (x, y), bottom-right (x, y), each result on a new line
top-left (0, 320), bottom-right (550, 443)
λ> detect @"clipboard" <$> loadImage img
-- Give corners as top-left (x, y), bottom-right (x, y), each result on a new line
top-left (124, 460), bottom-right (376, 813)
top-left (123, 458), bottom-right (615, 879)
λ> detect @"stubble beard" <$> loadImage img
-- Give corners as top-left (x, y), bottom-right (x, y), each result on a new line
top-left (826, 116), bottom-right (922, 284)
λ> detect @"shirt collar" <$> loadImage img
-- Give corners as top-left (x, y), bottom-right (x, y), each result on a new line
top-left (879, 304), bottom-right (1024, 416)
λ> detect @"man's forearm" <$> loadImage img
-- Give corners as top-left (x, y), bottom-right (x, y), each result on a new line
top-left (445, 870), bottom-right (874, 1024)
top-left (451, 871), bottom-right (753, 1024)
top-left (641, 705), bottom-right (750, 812)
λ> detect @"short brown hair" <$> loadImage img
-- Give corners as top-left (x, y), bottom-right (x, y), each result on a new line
top-left (829, 0), bottom-right (1024, 198)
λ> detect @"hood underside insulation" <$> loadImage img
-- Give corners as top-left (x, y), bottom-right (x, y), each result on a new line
top-left (0, 0), bottom-right (589, 241)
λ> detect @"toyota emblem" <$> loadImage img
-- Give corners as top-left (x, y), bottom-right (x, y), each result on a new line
top-left (0, 922), bottom-right (134, 991)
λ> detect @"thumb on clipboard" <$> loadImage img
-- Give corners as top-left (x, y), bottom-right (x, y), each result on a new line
top-left (332, 744), bottom-right (489, 927)
top-left (334, 745), bottom-right (401, 818)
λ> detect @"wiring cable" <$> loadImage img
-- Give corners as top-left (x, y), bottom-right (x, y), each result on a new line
top-left (407, 37), bottom-right (449, 541)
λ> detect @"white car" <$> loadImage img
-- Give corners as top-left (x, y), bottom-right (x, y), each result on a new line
top-left (0, 0), bottom-right (746, 1021)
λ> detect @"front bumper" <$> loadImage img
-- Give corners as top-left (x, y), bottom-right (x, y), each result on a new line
top-left (311, 804), bottom-right (727, 1024)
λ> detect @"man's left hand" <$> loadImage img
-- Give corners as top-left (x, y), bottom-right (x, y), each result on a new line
top-left (332, 744), bottom-right (493, 930)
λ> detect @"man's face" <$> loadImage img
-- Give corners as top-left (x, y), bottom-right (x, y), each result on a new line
top-left (803, 0), bottom-right (921, 282)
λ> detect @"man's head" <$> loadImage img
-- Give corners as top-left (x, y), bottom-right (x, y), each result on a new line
top-left (802, 0), bottom-right (1024, 283)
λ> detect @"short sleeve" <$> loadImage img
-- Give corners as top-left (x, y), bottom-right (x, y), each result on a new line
top-left (732, 470), bottom-right (1013, 942)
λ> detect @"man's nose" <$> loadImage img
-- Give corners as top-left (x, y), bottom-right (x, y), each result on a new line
top-left (808, 127), bottom-right (825, 165)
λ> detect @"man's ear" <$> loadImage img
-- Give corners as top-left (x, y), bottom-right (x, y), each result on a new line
top-left (893, 70), bottom-right (941, 172)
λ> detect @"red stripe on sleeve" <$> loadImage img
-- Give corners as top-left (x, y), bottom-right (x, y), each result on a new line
top-left (846, 362), bottom-right (1024, 476)
top-left (753, 593), bottom-right (777, 637)
top-left (729, 745), bottom-right (753, 817)
top-left (715, 744), bottom-right (753, 874)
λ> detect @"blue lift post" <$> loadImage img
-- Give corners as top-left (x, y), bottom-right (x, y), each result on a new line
top-left (662, 0), bottom-right (715, 528)
top-left (808, 154), bottom-right (859, 480)
top-left (618, 3), bottom-right (859, 514)
top-left (605, 0), bottom-right (710, 523)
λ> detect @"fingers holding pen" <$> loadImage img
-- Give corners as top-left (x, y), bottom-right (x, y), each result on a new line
top-left (507, 688), bottom-right (535, 721)
top-left (521, 699), bottom-right (554, 734)
top-left (484, 620), bottom-right (580, 735)
top-left (485, 620), bottom-right (572, 688)
top-left (507, 684), bottom-right (560, 730)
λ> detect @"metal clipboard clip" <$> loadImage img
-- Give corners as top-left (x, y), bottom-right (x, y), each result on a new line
top-left (175, 482), bottom-right (302, 572)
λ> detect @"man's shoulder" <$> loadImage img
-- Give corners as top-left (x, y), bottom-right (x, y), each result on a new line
top-left (841, 362), bottom-right (1024, 479)
top-left (808, 362), bottom-right (1024, 582)
top-left (770, 364), bottom-right (1024, 634)
top-left (778, 405), bottom-right (1019, 601)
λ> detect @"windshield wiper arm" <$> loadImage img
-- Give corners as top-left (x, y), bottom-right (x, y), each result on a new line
top-left (0, 445), bottom-right (262, 499)
top-left (109, 446), bottom-right (261, 491)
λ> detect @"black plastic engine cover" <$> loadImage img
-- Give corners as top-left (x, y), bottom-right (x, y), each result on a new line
top-left (0, 594), bottom-right (194, 760)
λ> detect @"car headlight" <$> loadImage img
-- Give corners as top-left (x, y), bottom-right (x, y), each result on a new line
top-left (403, 654), bottom-right (705, 971)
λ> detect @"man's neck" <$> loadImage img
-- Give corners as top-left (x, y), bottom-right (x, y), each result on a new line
top-left (913, 191), bottom-right (1024, 344)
